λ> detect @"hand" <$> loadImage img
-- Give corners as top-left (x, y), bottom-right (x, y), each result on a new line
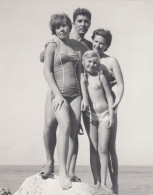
top-left (112, 100), bottom-right (119, 109)
top-left (77, 123), bottom-right (84, 135)
top-left (53, 95), bottom-right (68, 111)
top-left (106, 114), bottom-right (114, 128)
top-left (81, 98), bottom-right (89, 111)
top-left (109, 79), bottom-right (117, 87)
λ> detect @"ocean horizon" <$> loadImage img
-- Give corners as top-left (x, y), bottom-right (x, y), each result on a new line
top-left (0, 165), bottom-right (153, 195)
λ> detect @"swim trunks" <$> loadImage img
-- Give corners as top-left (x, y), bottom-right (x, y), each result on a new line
top-left (85, 109), bottom-right (109, 123)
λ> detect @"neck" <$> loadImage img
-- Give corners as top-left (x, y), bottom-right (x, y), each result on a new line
top-left (98, 52), bottom-right (106, 58)
top-left (73, 31), bottom-right (85, 41)
top-left (87, 72), bottom-right (98, 77)
top-left (60, 37), bottom-right (70, 45)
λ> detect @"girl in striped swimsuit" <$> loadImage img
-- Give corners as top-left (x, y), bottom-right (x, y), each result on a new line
top-left (43, 13), bottom-right (88, 190)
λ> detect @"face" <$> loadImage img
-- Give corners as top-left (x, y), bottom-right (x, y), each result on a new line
top-left (74, 15), bottom-right (91, 35)
top-left (83, 57), bottom-right (100, 75)
top-left (92, 35), bottom-right (107, 54)
top-left (55, 22), bottom-right (70, 40)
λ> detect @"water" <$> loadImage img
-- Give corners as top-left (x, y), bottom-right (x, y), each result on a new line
top-left (0, 165), bottom-right (153, 195)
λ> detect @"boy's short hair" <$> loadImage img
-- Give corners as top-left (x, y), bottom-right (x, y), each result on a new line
top-left (73, 8), bottom-right (91, 22)
top-left (82, 50), bottom-right (100, 64)
top-left (91, 28), bottom-right (112, 51)
top-left (49, 13), bottom-right (72, 35)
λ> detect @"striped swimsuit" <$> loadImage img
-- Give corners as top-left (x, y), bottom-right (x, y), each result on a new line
top-left (45, 36), bottom-right (81, 100)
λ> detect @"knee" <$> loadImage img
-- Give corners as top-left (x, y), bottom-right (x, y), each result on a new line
top-left (45, 116), bottom-right (56, 129)
top-left (58, 121), bottom-right (71, 136)
top-left (70, 129), bottom-right (77, 140)
top-left (44, 118), bottom-right (57, 136)
top-left (90, 143), bottom-right (98, 153)
top-left (108, 142), bottom-right (116, 154)
top-left (98, 145), bottom-right (108, 155)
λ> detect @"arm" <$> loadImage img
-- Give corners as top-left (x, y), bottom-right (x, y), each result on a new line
top-left (80, 72), bottom-right (89, 111)
top-left (40, 50), bottom-right (45, 63)
top-left (100, 75), bottom-right (114, 127)
top-left (76, 53), bottom-right (89, 111)
top-left (111, 57), bottom-right (124, 109)
top-left (43, 43), bottom-right (67, 110)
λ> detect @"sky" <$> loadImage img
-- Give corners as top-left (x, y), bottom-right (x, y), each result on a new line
top-left (0, 0), bottom-right (153, 166)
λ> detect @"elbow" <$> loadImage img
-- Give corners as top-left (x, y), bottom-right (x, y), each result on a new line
top-left (43, 68), bottom-right (47, 78)
top-left (43, 68), bottom-right (51, 80)
top-left (118, 83), bottom-right (124, 93)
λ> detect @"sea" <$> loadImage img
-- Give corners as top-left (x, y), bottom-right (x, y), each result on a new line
top-left (0, 165), bottom-right (153, 195)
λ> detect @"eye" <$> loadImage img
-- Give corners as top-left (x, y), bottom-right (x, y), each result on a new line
top-left (85, 20), bottom-right (89, 23)
top-left (62, 24), bottom-right (67, 27)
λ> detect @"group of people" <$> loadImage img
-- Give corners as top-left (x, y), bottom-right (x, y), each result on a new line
top-left (39, 8), bottom-right (124, 195)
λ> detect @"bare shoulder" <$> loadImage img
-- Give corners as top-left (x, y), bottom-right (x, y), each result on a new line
top-left (45, 42), bottom-right (57, 52)
top-left (100, 74), bottom-right (107, 83)
top-left (106, 55), bottom-right (118, 64)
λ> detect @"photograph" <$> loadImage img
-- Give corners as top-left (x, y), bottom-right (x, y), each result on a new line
top-left (0, 0), bottom-right (153, 194)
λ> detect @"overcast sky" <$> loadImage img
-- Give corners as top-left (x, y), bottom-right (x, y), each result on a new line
top-left (0, 0), bottom-right (153, 166)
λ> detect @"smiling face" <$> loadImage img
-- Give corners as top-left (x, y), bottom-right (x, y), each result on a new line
top-left (55, 22), bottom-right (70, 40)
top-left (74, 15), bottom-right (91, 36)
top-left (83, 56), bottom-right (100, 75)
top-left (92, 35), bottom-right (107, 54)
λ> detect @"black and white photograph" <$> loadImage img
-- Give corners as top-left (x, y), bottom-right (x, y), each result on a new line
top-left (0, 0), bottom-right (153, 194)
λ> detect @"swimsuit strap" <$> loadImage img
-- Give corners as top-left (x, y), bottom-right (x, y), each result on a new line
top-left (56, 39), bottom-right (64, 94)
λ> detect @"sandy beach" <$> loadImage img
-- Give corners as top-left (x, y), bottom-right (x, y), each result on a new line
top-left (0, 165), bottom-right (153, 195)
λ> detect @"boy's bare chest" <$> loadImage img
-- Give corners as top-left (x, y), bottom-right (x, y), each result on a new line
top-left (87, 77), bottom-right (103, 94)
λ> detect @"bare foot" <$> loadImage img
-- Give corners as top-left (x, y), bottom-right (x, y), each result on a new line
top-left (95, 180), bottom-right (101, 189)
top-left (69, 175), bottom-right (81, 182)
top-left (40, 163), bottom-right (54, 179)
top-left (59, 177), bottom-right (72, 190)
top-left (111, 185), bottom-right (119, 195)
top-left (101, 184), bottom-right (112, 193)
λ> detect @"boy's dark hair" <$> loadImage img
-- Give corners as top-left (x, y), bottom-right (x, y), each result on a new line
top-left (49, 13), bottom-right (72, 35)
top-left (91, 28), bottom-right (112, 51)
top-left (73, 8), bottom-right (91, 22)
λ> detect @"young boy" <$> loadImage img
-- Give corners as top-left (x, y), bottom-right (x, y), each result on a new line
top-left (82, 50), bottom-right (114, 193)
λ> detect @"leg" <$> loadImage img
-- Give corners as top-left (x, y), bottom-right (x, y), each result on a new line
top-left (98, 121), bottom-right (111, 191)
top-left (69, 116), bottom-right (84, 182)
top-left (68, 135), bottom-right (80, 179)
top-left (66, 96), bottom-right (81, 175)
top-left (52, 99), bottom-right (71, 190)
top-left (83, 113), bottom-right (101, 185)
top-left (41, 91), bottom-right (57, 178)
top-left (108, 113), bottom-right (119, 194)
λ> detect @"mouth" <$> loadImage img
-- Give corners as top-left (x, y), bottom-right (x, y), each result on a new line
top-left (79, 28), bottom-right (85, 32)
top-left (87, 67), bottom-right (94, 71)
top-left (93, 47), bottom-right (100, 52)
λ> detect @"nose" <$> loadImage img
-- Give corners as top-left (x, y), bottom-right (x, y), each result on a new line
top-left (89, 61), bottom-right (94, 67)
top-left (81, 21), bottom-right (85, 26)
top-left (60, 26), bottom-right (65, 31)
top-left (96, 42), bottom-right (100, 47)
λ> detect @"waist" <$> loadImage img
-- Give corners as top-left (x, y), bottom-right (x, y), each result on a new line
top-left (89, 101), bottom-right (108, 114)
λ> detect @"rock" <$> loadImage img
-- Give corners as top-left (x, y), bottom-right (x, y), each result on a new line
top-left (0, 188), bottom-right (11, 195)
top-left (13, 174), bottom-right (112, 195)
